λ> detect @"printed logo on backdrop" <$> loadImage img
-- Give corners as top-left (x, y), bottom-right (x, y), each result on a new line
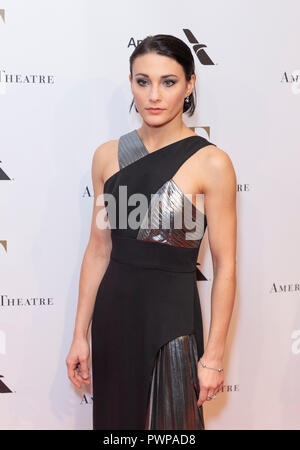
top-left (183, 29), bottom-right (215, 65)
top-left (281, 70), bottom-right (300, 95)
top-left (270, 282), bottom-right (300, 293)
top-left (0, 295), bottom-right (54, 307)
top-left (0, 375), bottom-right (13, 394)
top-left (237, 184), bottom-right (250, 192)
top-left (0, 241), bottom-right (7, 252)
top-left (0, 70), bottom-right (54, 91)
top-left (0, 9), bottom-right (4, 22)
top-left (80, 393), bottom-right (93, 405)
top-left (83, 185), bottom-right (93, 199)
top-left (0, 160), bottom-right (11, 180)
top-left (220, 384), bottom-right (239, 393)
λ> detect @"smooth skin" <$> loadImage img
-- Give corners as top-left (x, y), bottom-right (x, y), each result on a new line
top-left (66, 52), bottom-right (237, 410)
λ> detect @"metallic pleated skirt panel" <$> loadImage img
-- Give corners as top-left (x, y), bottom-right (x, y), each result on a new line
top-left (145, 334), bottom-right (205, 430)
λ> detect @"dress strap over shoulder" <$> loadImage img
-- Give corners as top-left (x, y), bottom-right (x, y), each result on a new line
top-left (118, 130), bottom-right (148, 170)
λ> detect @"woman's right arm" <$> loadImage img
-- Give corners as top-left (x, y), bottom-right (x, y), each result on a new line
top-left (66, 142), bottom-right (113, 389)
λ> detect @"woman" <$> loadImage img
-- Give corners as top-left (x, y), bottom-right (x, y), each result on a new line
top-left (66, 34), bottom-right (237, 430)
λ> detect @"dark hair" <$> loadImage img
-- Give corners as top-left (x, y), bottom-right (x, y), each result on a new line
top-left (129, 34), bottom-right (196, 117)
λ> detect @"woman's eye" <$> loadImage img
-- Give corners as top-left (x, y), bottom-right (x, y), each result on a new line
top-left (137, 79), bottom-right (148, 86)
top-left (164, 80), bottom-right (176, 87)
top-left (136, 79), bottom-right (176, 87)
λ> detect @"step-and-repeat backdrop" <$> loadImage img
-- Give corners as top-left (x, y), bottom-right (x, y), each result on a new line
top-left (1, 0), bottom-right (299, 430)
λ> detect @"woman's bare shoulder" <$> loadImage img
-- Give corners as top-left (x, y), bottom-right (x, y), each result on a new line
top-left (197, 144), bottom-right (237, 191)
top-left (93, 138), bottom-right (119, 163)
top-left (92, 138), bottom-right (119, 180)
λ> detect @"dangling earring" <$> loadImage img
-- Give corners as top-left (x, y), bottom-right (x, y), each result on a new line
top-left (130, 96), bottom-right (139, 113)
top-left (184, 95), bottom-right (190, 104)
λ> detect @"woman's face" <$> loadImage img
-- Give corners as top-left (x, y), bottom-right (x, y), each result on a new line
top-left (129, 52), bottom-right (194, 124)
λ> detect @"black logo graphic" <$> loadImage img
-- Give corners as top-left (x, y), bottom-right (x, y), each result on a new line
top-left (0, 161), bottom-right (10, 180)
top-left (0, 375), bottom-right (13, 393)
top-left (183, 29), bottom-right (215, 65)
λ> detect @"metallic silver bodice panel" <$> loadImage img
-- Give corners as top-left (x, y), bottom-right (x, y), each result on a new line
top-left (118, 130), bottom-right (206, 248)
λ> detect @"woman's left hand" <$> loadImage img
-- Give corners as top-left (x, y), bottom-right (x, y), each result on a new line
top-left (196, 357), bottom-right (224, 407)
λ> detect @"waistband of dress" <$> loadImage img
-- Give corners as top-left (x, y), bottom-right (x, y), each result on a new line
top-left (110, 234), bottom-right (199, 275)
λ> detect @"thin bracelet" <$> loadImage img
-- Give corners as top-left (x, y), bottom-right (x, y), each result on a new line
top-left (199, 358), bottom-right (224, 372)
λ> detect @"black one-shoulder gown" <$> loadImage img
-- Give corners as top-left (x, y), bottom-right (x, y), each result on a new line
top-left (91, 129), bottom-right (216, 430)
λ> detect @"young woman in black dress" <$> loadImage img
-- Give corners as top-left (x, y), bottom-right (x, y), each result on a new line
top-left (66, 34), bottom-right (237, 430)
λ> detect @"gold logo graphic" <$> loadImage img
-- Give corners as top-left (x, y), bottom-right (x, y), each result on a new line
top-left (0, 9), bottom-right (5, 23)
top-left (191, 126), bottom-right (211, 139)
top-left (0, 241), bottom-right (7, 252)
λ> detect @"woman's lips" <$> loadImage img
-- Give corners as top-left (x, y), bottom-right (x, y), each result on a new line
top-left (146, 108), bottom-right (165, 114)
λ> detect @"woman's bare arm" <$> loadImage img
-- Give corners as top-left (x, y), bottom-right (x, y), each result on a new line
top-left (196, 145), bottom-right (237, 405)
top-left (72, 143), bottom-right (113, 339)
top-left (202, 146), bottom-right (237, 362)
top-left (66, 142), bottom-right (113, 388)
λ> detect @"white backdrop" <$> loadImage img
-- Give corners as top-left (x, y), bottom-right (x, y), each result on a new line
top-left (0, 0), bottom-right (299, 430)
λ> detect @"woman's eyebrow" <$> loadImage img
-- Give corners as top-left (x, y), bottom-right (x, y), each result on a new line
top-left (134, 73), bottom-right (179, 78)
